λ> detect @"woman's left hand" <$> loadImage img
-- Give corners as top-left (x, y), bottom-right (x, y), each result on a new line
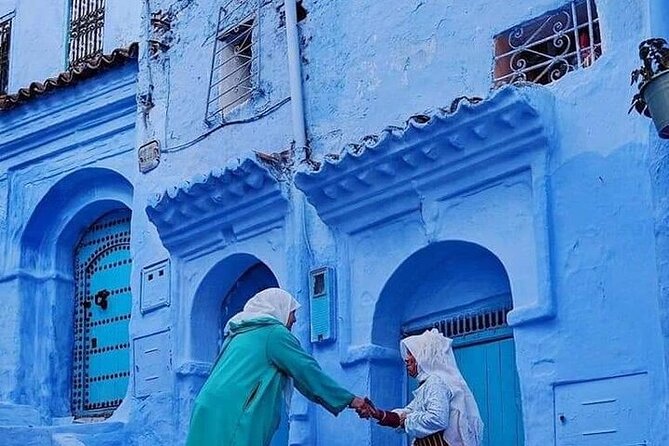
top-left (398, 412), bottom-right (407, 427)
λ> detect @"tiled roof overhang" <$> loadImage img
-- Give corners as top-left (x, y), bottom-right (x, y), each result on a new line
top-left (146, 159), bottom-right (288, 258)
top-left (295, 85), bottom-right (556, 234)
top-left (0, 43), bottom-right (139, 111)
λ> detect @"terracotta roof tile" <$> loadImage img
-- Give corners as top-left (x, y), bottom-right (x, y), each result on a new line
top-left (0, 42), bottom-right (139, 111)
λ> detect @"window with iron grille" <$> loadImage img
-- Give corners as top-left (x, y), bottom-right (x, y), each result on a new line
top-left (403, 306), bottom-right (512, 340)
top-left (67, 0), bottom-right (105, 67)
top-left (493, 0), bottom-right (602, 87)
top-left (0, 13), bottom-right (12, 95)
top-left (206, 0), bottom-right (260, 123)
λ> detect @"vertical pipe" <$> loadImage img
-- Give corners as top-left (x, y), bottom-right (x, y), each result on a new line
top-left (285, 0), bottom-right (307, 153)
top-left (651, 0), bottom-right (669, 40)
top-left (285, 4), bottom-right (312, 446)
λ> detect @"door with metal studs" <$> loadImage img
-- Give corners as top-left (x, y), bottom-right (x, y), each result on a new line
top-left (404, 305), bottom-right (525, 446)
top-left (71, 209), bottom-right (132, 418)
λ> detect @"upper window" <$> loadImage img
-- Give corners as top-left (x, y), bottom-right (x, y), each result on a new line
top-left (67, 0), bottom-right (106, 67)
top-left (0, 13), bottom-right (12, 95)
top-left (493, 0), bottom-right (602, 87)
top-left (206, 0), bottom-right (259, 124)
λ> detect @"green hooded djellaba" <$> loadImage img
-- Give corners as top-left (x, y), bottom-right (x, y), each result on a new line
top-left (186, 288), bottom-right (356, 446)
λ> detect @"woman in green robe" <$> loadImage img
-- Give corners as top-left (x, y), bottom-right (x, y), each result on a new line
top-left (185, 288), bottom-right (368, 446)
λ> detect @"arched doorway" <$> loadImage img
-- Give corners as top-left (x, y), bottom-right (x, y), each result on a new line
top-left (72, 208), bottom-right (132, 417)
top-left (371, 241), bottom-right (525, 446)
top-left (17, 167), bottom-right (133, 417)
top-left (190, 254), bottom-right (288, 446)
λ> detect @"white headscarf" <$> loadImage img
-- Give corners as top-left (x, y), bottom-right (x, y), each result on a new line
top-left (224, 287), bottom-right (301, 335)
top-left (401, 329), bottom-right (484, 446)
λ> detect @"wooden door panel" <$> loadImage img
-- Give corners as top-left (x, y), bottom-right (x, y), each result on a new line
top-left (454, 338), bottom-right (524, 446)
top-left (72, 209), bottom-right (132, 417)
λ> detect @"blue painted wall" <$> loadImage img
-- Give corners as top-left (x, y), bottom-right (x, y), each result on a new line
top-left (0, 1), bottom-right (667, 445)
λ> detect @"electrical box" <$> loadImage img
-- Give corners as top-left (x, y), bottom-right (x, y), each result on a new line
top-left (140, 259), bottom-right (170, 314)
top-left (309, 267), bottom-right (336, 343)
top-left (133, 329), bottom-right (172, 398)
top-left (554, 373), bottom-right (650, 446)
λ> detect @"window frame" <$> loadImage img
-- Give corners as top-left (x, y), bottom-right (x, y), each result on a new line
top-left (66, 0), bottom-right (106, 68)
top-left (0, 11), bottom-right (15, 95)
top-left (205, 0), bottom-right (261, 125)
top-left (492, 0), bottom-right (602, 87)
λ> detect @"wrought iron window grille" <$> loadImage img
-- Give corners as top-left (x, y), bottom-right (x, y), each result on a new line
top-left (0, 12), bottom-right (13, 95)
top-left (493, 0), bottom-right (602, 87)
top-left (403, 306), bottom-right (512, 340)
top-left (206, 0), bottom-right (261, 124)
top-left (67, 0), bottom-right (106, 67)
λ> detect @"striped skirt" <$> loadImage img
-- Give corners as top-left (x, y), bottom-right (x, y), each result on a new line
top-left (414, 431), bottom-right (449, 446)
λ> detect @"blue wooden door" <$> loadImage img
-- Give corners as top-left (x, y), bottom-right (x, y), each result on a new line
top-left (72, 209), bottom-right (132, 417)
top-left (404, 307), bottom-right (524, 446)
top-left (454, 337), bottom-right (524, 446)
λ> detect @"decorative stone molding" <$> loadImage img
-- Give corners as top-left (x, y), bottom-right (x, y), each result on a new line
top-left (146, 159), bottom-right (288, 258)
top-left (295, 86), bottom-right (555, 234)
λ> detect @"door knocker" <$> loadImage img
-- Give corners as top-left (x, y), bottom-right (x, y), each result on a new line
top-left (94, 289), bottom-right (110, 310)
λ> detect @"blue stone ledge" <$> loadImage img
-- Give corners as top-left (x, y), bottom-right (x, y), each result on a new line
top-left (146, 158), bottom-right (289, 259)
top-left (295, 85), bottom-right (555, 234)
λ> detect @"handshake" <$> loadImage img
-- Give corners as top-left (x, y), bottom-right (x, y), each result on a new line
top-left (349, 396), bottom-right (379, 419)
top-left (349, 397), bottom-right (404, 428)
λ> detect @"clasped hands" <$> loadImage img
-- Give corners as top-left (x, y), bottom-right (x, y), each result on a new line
top-left (349, 396), bottom-right (378, 419)
top-left (350, 396), bottom-right (405, 428)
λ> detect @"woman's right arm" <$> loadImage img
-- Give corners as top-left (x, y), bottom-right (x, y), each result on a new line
top-left (267, 327), bottom-right (356, 415)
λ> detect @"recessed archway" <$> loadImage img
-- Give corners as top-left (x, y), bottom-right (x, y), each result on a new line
top-left (189, 253), bottom-right (280, 363)
top-left (370, 240), bottom-right (524, 446)
top-left (17, 167), bottom-right (133, 418)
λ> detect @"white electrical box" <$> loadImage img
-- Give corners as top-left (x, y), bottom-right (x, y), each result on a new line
top-left (140, 259), bottom-right (170, 314)
top-left (309, 267), bottom-right (336, 343)
top-left (554, 373), bottom-right (650, 446)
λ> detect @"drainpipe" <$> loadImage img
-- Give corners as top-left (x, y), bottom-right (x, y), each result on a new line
top-left (651, 0), bottom-right (669, 40)
top-left (285, 0), bottom-right (308, 156)
top-left (284, 3), bottom-right (313, 446)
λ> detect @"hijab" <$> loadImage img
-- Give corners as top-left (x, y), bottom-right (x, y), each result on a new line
top-left (400, 329), bottom-right (484, 446)
top-left (224, 287), bottom-right (301, 335)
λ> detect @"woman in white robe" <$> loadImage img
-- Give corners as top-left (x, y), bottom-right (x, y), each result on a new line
top-left (370, 329), bottom-right (484, 446)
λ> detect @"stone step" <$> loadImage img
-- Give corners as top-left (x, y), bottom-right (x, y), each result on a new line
top-left (0, 421), bottom-right (126, 446)
top-left (0, 403), bottom-right (43, 426)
